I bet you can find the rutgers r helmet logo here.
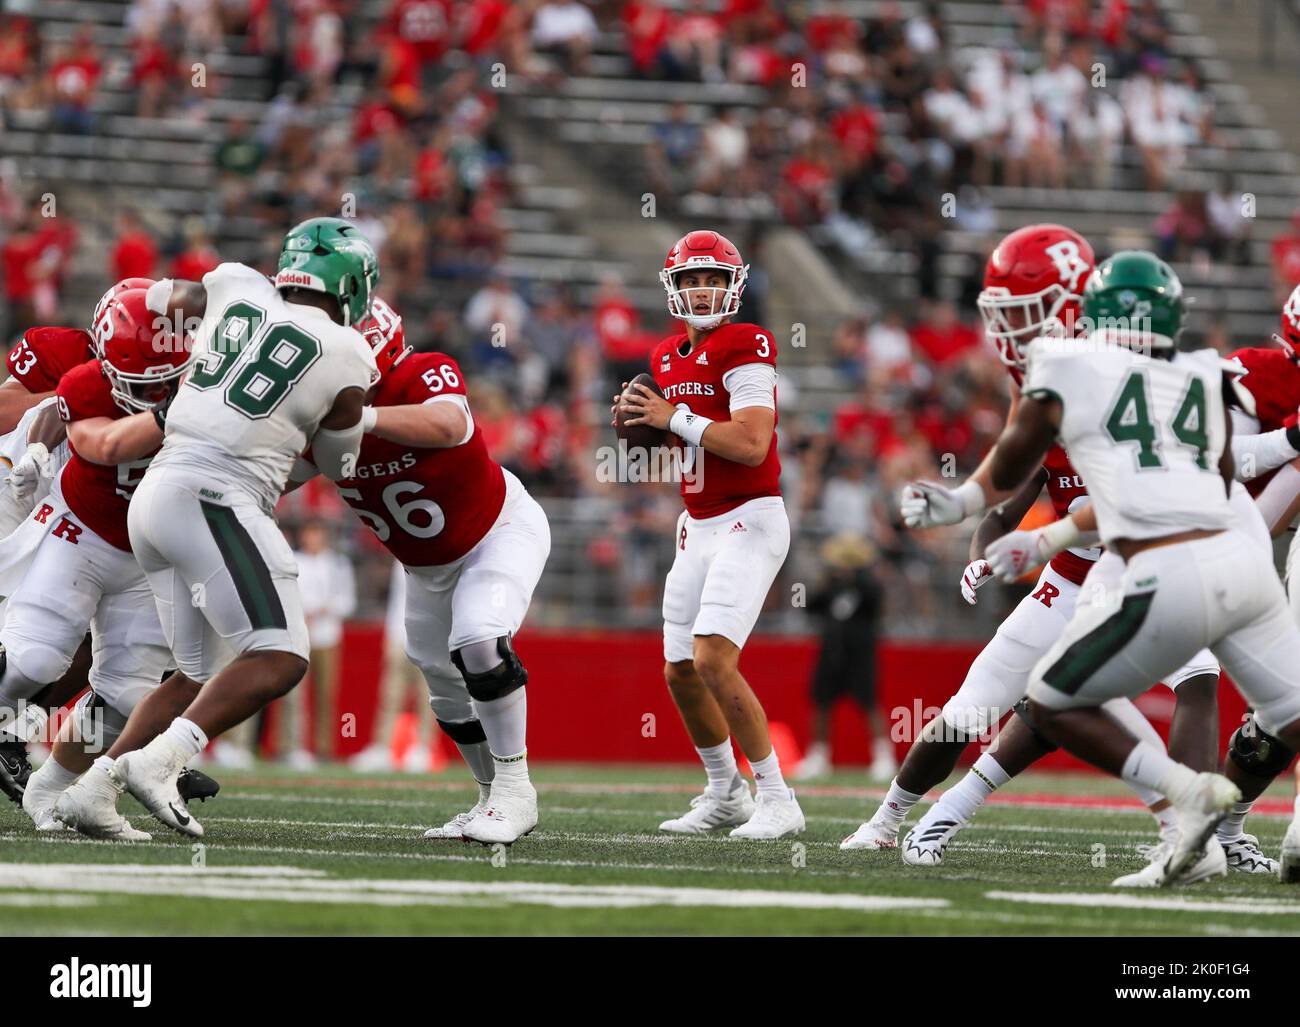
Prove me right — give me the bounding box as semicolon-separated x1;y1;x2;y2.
1044;240;1089;292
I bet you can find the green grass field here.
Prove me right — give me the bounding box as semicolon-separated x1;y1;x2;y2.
2;763;1299;936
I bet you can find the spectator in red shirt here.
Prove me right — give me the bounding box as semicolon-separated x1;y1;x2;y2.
830;100;880;168
132;25;176;118
625;1;675;75
46;33;101;134
385;0;453;66
170;219;221;282
1;207;42;335
909;300;981;365
111;208;157;283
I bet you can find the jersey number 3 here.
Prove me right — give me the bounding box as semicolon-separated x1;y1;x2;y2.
1104;370;1209;471
189;300;323;418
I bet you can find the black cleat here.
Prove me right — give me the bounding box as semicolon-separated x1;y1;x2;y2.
0;738;31;804
177;768;220;804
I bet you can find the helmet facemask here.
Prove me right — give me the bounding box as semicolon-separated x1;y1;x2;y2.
104;358;189;414
977;282;1077;368
660;261;748;331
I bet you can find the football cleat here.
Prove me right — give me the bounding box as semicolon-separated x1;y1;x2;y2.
840;808;902;850
177;768;220;804
20;759;76;832
729;789;805;840
118;738;203;838
52;765;152;842
1113;838;1226;888
0;737;31;803
1165;773;1240;883
659;779;755;834
461;779;538;845
1281;815;1300;883
1221;833;1279;875
902;809;966;866
422;802;485;840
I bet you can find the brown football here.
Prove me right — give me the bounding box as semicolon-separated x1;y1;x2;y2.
615;373;670;452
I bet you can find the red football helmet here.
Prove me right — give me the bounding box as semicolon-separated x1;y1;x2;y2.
94;288;193;413
357;295;409;381
977;224;1095;368
659;230;748;331
1274;283;1300;363
92;277;156;356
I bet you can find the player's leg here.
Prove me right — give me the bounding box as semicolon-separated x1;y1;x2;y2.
688;501;801;840
448;486;551;844
658;512;753;833
403;567;494;838
845;565;1077;853
1213;712;1292;873
115;482;308;837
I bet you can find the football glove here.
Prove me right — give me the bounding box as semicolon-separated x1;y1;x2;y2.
7;442;49;500
959;559;993;605
899;480;985;529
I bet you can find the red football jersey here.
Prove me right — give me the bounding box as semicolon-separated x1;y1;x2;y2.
1040;445;1096;585
650;321;782;519
55;360;157;552
336;352;506;567
1228;347;1300;432
7;326;95;393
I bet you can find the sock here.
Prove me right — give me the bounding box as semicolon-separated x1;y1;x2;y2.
1153;804;1178;842
454;739;495;785
1121;740;1193;799
93;755;116;775
471;688;527;758
878;778;925;822
35;756;81;791
696;740;738;797
942;753;1011;822
477;781;492;804
1127;781;1165;810
163;718;208;762
1216;800;1253;842
749;749;788;799
491;749;529;785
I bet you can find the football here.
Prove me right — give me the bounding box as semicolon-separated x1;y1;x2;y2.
615;373;670;452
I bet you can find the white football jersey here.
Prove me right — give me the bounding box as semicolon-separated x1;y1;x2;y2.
152;263;377;510
1022;338;1232;544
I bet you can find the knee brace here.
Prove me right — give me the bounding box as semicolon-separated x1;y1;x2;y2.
1228;713;1295;779
1011;697;1059;753
451;636;528;703
436;718;488;745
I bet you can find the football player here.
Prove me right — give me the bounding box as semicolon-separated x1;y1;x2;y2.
843;226;1237;878
55;217;378;839
904;251;1300;886
291;297;550;844
615;230;802;839
0;288;192;836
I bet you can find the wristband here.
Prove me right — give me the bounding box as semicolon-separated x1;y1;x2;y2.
145;278;175;316
669;408;713;447
361;406;378;432
1038;516;1082;556
953;480;986;518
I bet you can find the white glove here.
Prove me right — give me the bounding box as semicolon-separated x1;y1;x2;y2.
899;480;985;529
7;442;49;500
986;517;1083;582
959;559;993;605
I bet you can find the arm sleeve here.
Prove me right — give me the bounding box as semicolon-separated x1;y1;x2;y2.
426;394;474;446
311;418;365;481
721;363;777;412
1231;427;1300;482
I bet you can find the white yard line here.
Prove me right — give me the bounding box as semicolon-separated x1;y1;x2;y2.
986;890;1300;916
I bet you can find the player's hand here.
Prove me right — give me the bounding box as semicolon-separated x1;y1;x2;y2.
985;529;1052;582
959;559;993;605
620;383;674;430
7;442;50;500
610;382;629;427
900;480;974;529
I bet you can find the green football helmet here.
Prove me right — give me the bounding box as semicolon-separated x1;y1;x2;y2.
274;217;380;327
1081;250;1184;349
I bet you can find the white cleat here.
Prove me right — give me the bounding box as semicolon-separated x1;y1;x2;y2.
792;745;831;781
1281;815;1300;883
840;808;902;850
1166;773;1240;883
118;739;203;838
659;779;755;834
901;807;966;866
729;788;805;840
461;779;538;845
1220;833;1280;875
349;744;395;773
21;761;75;832
422;801;486;840
1113;838;1226;888
52;766;152;842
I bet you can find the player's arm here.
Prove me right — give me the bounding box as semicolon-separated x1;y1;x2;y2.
65;413;162;466
965;380;1021;496
960;468;1046;605
144;278;207;323
620;370;775;467
901;392;1060;530
0;380;54;435
364;399;470;449
311;386;366;480
1219;402;1235;494
984;498;1102;583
